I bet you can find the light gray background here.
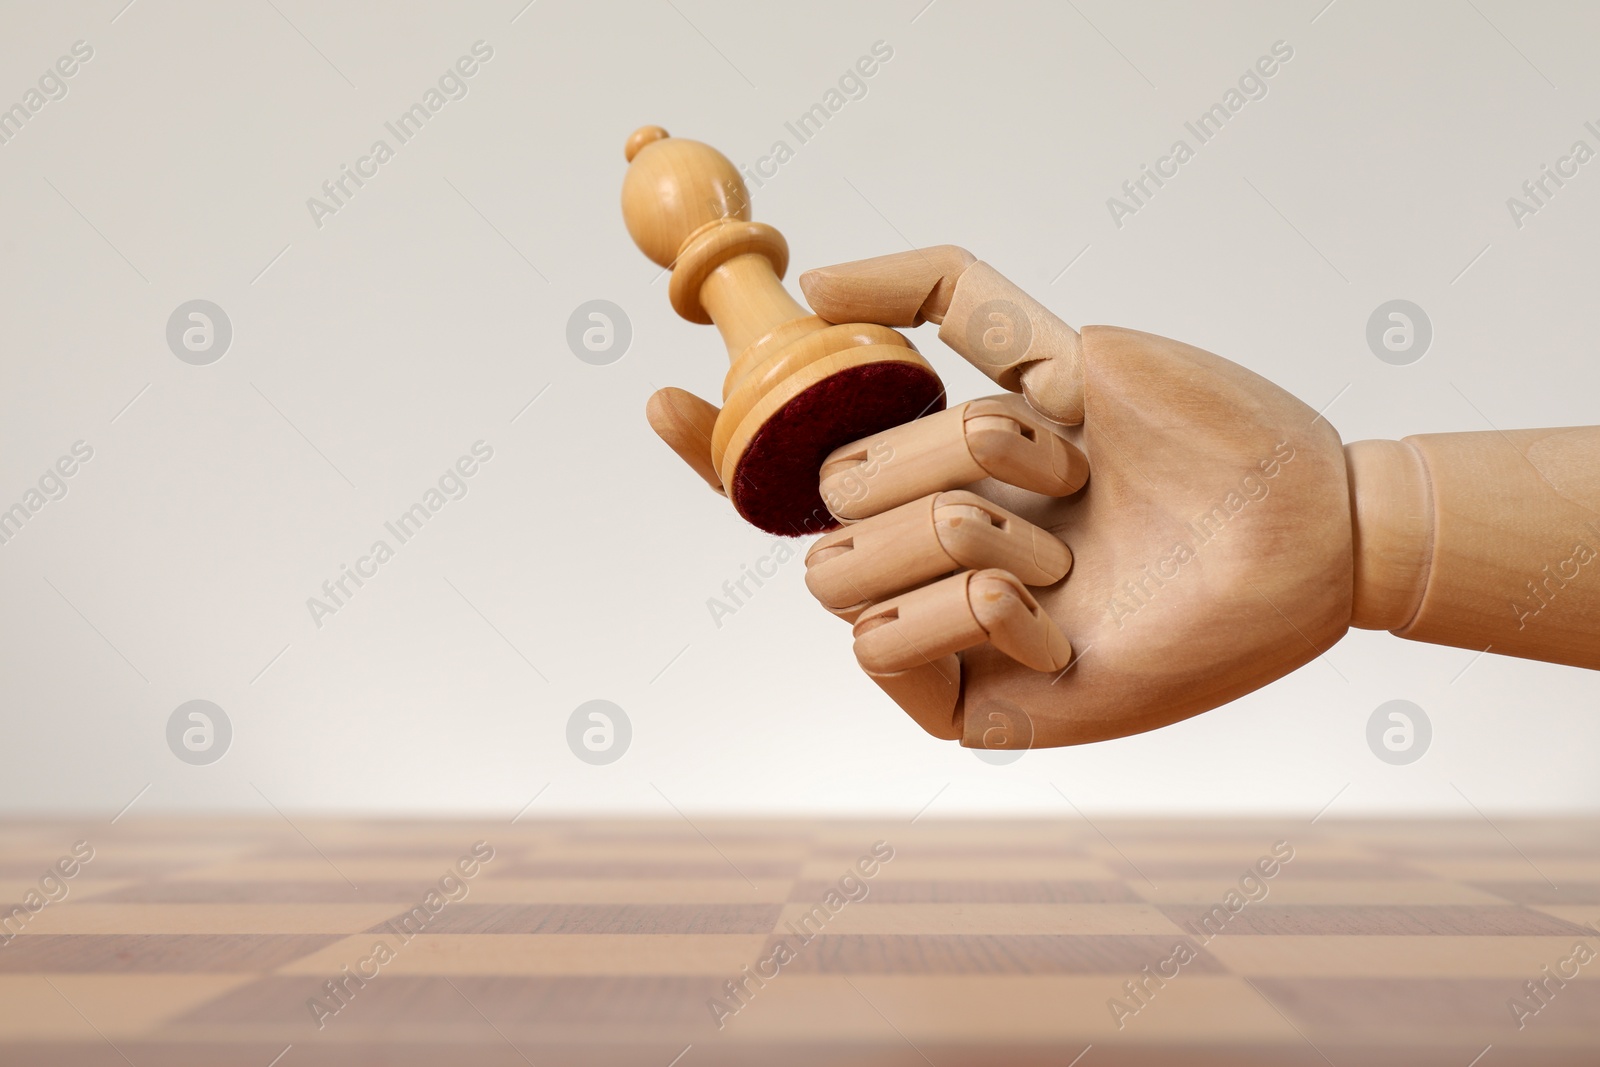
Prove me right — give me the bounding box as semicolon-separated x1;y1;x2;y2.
2;0;1596;817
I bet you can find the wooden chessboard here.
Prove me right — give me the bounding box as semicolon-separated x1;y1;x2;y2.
1;816;1597;1065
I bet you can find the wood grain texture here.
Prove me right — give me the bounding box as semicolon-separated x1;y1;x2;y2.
2;817;1598;1062
1391;427;1600;668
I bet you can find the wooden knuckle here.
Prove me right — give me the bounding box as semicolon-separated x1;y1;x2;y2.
852;573;983;674
804;526;854;570
826;601;871;624
819;403;983;521
797;245;976;328
931;495;1008;563
803;529;863;613
937;261;1085;412
916;245;979;325
968;569;1072;672
931;491;1072;586
804;495;954;610
963;405;1087;496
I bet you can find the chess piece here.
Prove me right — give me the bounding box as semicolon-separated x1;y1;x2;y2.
623;126;948;535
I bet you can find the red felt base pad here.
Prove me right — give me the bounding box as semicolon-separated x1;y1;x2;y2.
729;361;945;537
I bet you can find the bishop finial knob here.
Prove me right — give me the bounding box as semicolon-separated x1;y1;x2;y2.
621;126;752;268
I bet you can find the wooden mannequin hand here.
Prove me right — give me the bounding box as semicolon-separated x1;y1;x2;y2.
639;236;1600;747
624;129;1596;748
796;247;1353;748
